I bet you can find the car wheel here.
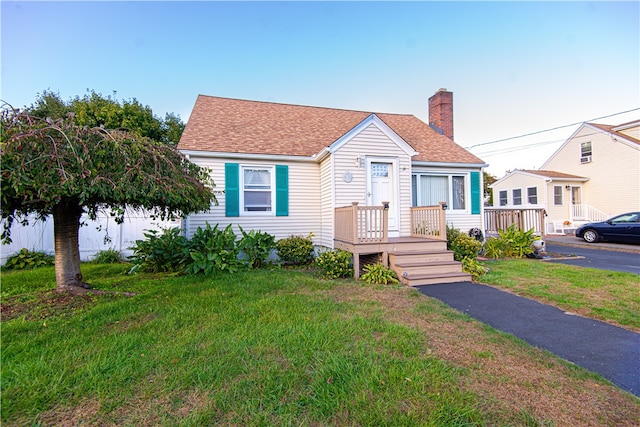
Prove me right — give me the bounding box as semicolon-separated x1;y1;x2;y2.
583;229;599;243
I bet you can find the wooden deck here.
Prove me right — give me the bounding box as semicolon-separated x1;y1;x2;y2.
334;202;469;285
334;236;470;285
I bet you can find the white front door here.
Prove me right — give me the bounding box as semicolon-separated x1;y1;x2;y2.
366;158;398;232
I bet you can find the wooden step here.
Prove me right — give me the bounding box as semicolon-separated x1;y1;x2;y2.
389;250;454;264
401;272;472;286
386;240;447;252
392;260;462;276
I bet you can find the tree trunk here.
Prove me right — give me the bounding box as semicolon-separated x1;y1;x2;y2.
53;202;89;294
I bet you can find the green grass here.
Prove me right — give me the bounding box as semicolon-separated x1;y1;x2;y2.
2;264;639;425
481;259;640;331
2;267;486;426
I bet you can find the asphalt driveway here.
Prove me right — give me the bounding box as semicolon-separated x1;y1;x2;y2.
417;282;640;397
544;243;640;274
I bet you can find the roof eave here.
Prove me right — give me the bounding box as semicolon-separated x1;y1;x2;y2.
411;160;488;169
180;149;319;163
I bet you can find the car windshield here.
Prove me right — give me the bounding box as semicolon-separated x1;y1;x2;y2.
610;213;639;223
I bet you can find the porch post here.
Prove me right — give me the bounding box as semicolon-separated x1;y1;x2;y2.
351;202;359;243
439;202;447;240
382;201;389;243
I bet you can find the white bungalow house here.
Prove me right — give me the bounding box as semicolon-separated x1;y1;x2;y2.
490;120;640;235
178;89;488;284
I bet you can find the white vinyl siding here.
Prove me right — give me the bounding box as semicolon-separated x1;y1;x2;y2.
332;123;412;236
542;123;640;217
183;155;321;242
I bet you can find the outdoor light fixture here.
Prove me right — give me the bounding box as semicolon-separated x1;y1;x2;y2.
441;202;448;210
565;185;571;191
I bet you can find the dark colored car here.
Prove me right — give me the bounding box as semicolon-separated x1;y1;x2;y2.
575;212;640;244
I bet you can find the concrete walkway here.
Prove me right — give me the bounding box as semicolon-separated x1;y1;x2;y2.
417;282;640;397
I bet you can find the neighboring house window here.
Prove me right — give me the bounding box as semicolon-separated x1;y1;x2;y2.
412;173;476;212
225;163;288;217
580;141;592;163
499;190;508;206
527;187;538;204
512;189;522;205
554;186;563;205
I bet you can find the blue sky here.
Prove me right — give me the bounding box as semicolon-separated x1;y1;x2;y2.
2;1;638;176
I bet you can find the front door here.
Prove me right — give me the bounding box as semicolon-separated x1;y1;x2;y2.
366;158;398;232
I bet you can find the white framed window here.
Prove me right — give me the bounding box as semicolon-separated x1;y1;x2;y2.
241;166;274;214
527;187;538;204
553;186;563;205
512;189;522;205
499;190;508;206
412;173;467;210
580;141;592;163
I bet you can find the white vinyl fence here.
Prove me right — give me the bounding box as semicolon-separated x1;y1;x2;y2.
1;211;179;265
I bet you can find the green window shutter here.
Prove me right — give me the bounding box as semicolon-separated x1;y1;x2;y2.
225;163;240;217
470;171;481;215
275;165;289;216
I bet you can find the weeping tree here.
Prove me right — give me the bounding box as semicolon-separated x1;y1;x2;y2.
1;102;214;294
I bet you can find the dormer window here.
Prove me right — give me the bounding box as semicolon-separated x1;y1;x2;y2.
580;141;592;163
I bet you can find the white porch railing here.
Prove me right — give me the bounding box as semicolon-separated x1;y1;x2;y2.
571;204;608;222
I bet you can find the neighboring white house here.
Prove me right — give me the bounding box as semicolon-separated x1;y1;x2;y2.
177;90;488;248
491;120;640;234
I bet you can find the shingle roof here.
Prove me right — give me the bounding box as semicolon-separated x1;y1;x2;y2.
588;121;640;145
178;95;485;164
519;169;587;179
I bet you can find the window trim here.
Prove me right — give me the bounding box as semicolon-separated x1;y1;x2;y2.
512;188;522;206
499;190;508;206
553;185;563;206
411;172;469;212
240;165;275;216
527;186;538;205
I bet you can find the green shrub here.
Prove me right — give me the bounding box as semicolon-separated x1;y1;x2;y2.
446;224;464;248
461;256;487;281
315;249;353;279
497;224;540;258
91;248;124;264
129;228;190;273
237;226;276;269
276;233;315;265
186;223;242;275
448;229;482;262
3;248;54;270
482;237;506;259
360;263;399;285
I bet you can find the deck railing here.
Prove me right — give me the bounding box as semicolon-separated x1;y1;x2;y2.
410;203;447;240
484;208;546;235
334;202;388;244
571;204;608;222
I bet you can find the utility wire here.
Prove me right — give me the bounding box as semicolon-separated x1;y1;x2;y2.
465;107;640;150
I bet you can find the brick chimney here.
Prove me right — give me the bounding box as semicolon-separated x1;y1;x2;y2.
428;88;454;140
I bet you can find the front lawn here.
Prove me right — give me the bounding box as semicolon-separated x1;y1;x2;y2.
1;265;639;426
